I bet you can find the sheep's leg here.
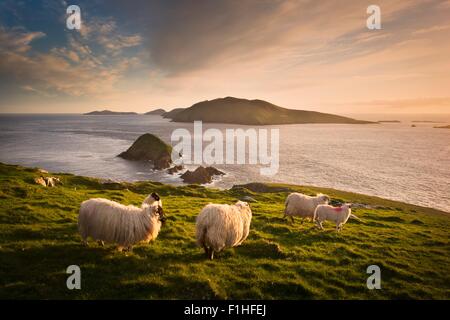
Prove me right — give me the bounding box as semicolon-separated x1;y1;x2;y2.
203;245;209;257
97;240;104;247
126;245;133;252
316;221;324;230
290;216;295;224
117;246;124;252
208;249;214;260
81;239;89;246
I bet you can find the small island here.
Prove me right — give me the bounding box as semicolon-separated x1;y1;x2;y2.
84;110;138;115
118;133;172;169
412;121;443;123
167;97;373;125
434;125;450;129
377;120;401;123
145;108;166;115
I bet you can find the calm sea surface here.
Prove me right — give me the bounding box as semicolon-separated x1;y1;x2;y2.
0;114;449;212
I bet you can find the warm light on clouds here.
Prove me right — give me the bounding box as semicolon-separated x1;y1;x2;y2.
0;0;449;114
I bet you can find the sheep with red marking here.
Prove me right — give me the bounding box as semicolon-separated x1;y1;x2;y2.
314;203;359;231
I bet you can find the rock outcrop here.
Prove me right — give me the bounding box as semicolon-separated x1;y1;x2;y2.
118;133;172;170
180;166;224;184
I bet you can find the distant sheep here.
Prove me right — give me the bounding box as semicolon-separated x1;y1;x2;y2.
196;201;252;260
314;203;359;231
78;197;166;251
284;193;330;223
34;176;61;187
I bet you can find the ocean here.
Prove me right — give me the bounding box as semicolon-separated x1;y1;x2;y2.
0;113;449;212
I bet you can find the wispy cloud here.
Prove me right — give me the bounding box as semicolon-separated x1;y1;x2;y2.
0;17;143;98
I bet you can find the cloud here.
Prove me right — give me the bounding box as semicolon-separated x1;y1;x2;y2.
80;17;142;53
136;0;438;75
413;24;450;35
0;20;143;98
0;26;45;53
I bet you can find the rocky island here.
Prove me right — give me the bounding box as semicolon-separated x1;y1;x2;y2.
118;133;172;169
180;166;225;184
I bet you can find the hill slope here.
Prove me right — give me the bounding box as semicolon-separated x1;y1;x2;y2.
163;108;185;119
170;97;372;125
0;163;449;299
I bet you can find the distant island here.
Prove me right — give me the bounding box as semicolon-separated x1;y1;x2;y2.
162;108;185;119
167;97;373;125
145;108;166;115
434;125;450;129
412;120;443;123
84;110;138;115
378;120;401;123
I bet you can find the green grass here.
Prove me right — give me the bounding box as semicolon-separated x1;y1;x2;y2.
0;162;449;299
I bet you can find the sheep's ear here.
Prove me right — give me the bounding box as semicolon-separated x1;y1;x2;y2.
151;192;160;201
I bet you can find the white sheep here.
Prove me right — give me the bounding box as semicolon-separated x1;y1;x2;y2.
142;192;162;207
284;193;330;223
196;201;252;260
314;203;358;231
78;197;166;251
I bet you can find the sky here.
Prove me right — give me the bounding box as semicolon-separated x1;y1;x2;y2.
0;0;450;114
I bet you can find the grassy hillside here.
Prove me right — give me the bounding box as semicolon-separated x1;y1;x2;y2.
170;96;373;125
0;163;449;299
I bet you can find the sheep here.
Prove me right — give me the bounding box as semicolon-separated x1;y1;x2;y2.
196;201;252;260
314;203;358;231
34;176;61;187
142;192;162;208
283;193;330;223
78;198;166;251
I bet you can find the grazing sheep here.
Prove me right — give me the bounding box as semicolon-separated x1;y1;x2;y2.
34;176;61;187
78;198;166;251
142;192;162;207
196;201;252;260
45;177;61;187
314;203;357;231
284;193;330;223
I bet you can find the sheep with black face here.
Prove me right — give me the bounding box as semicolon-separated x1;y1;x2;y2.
78;193;166;251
